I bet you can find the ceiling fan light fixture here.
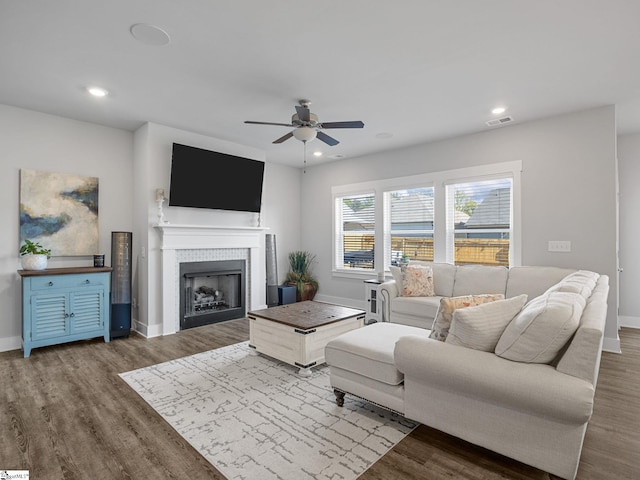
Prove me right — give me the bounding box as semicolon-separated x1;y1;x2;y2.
292;126;317;143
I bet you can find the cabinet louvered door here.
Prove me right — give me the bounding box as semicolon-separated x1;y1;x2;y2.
69;289;104;334
21;269;111;357
31;293;69;340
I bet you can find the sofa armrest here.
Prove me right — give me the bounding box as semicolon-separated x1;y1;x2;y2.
394;335;594;423
379;280;398;322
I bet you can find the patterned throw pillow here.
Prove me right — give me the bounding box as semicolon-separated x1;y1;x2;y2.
429;293;504;341
401;264;435;297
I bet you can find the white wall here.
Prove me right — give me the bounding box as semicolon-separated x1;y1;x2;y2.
0;104;134;351
302;106;620;350
132;123;302;336
0;103;622;352
618;132;640;328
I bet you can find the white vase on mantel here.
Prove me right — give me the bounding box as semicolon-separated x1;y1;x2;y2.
21;254;48;271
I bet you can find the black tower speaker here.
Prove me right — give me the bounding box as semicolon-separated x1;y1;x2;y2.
265;234;279;307
110;231;132;339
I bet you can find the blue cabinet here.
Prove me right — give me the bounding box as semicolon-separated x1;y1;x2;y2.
20;267;112;357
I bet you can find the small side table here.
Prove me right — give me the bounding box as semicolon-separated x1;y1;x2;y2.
364;279;383;324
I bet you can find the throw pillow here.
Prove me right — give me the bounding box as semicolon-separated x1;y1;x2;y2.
495;291;585;364
429;293;504;341
401;264;435;297
445;294;528;352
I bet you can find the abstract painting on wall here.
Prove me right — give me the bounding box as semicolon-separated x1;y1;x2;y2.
20;169;99;256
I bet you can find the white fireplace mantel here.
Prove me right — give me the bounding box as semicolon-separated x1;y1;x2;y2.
154;224;269;335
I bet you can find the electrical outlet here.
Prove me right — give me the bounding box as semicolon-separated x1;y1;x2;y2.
548;240;571;252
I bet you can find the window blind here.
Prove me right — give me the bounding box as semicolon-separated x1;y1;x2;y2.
336;193;376;270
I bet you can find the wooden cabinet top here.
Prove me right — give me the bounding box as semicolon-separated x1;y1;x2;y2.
18;266;113;277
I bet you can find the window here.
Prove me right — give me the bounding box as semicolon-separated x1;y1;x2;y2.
446;177;513;266
332;161;520;276
384;187;434;266
335;193;376;270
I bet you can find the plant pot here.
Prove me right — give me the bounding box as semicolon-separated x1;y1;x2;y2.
288;282;317;302
21;254;48;271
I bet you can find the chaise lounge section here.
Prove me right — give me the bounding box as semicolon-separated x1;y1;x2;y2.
326;263;609;480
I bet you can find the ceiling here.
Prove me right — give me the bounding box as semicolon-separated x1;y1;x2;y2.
2;1;640;168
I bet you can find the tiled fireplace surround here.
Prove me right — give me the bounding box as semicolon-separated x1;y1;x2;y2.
155;224;268;335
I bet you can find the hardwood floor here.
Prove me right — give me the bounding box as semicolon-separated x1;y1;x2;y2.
1;321;638;479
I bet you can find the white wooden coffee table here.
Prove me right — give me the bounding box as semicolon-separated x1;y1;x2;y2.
248;301;365;376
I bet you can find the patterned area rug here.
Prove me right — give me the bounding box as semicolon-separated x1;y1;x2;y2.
119;341;416;480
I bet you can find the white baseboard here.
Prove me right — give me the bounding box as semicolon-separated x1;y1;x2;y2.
313;294;365;312
619;315;640;329
602;335;621;354
0;335;22;354
132;319;165;339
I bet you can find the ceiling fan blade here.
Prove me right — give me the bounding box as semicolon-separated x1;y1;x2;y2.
245;121;293;127
273;131;294;144
295;105;311;122
316;130;339;146
320;121;365;129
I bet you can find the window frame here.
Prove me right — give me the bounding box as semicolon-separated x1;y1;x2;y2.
331;161;522;279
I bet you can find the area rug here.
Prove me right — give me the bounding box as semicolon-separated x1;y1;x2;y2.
119;341;416;480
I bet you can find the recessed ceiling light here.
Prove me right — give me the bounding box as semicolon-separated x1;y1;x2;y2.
375;132;394;139
87;86;108;97
491;106;506;115
313;151;323;157
130;23;171;46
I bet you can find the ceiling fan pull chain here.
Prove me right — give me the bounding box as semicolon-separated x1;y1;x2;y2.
303;140;307;174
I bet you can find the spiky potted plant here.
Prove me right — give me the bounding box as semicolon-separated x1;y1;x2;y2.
20;239;51;270
285;250;319;301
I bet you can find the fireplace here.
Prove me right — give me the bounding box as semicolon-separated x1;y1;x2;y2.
155;224;267;336
179;260;246;329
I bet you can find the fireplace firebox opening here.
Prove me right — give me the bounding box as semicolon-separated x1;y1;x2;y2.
179;260;246;330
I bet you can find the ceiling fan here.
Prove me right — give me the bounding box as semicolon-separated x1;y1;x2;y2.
244;99;364;146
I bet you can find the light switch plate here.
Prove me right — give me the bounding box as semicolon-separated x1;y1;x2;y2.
548;240;571;252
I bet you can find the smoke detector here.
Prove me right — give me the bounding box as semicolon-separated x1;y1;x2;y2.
486;116;514;127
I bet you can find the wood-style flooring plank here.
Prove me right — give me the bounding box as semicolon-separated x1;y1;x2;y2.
1;320;638;479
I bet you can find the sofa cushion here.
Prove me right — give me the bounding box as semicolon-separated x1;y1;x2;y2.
391;295;441;321
429;294;504;341
505;266;576;300
452;265;509;297
401;264;435;297
446;294;528;352
495;292;585;363
325;322;428;385
545;270;599;299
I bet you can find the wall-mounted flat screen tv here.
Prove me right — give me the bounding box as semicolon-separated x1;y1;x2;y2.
169;143;265;213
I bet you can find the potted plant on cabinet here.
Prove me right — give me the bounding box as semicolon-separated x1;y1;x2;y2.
285;250;319;301
20;239;51;271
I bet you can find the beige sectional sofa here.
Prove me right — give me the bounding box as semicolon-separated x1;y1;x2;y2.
325;263;609;480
